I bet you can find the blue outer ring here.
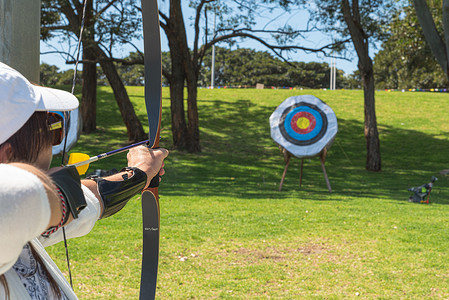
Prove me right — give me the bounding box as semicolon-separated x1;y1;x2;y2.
284;106;323;141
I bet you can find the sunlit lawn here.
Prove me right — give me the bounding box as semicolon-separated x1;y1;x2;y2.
47;87;449;299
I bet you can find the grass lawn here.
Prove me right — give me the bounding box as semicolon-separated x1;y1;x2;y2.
47;87;449;299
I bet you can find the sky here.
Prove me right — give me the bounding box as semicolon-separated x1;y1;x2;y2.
40;2;360;75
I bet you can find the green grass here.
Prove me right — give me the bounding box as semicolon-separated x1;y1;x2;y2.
47;87;449;299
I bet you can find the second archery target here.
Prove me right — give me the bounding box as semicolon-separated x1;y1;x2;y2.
270;95;337;158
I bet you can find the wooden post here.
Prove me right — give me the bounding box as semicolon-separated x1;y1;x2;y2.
320;149;332;193
0;0;41;82
299;159;304;187
278;145;332;192
279;154;290;192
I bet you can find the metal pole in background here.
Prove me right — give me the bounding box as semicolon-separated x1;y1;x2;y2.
0;0;41;83
210;6;216;89
333;57;336;90
329;57;334;90
329;57;336;90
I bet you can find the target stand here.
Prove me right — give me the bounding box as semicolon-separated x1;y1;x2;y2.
278;146;332;192
270;95;338;193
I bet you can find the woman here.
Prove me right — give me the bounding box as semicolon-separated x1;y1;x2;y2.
0;63;168;299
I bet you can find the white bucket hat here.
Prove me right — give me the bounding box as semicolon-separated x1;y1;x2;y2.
0;62;79;145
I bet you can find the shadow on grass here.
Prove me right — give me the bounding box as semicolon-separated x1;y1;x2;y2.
161;98;449;205
68;91;449;205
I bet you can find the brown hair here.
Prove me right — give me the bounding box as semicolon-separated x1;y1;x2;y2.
0;275;9;300
1;111;54;163
0;111;62;298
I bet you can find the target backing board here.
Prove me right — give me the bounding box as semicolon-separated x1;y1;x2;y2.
270;95;338;158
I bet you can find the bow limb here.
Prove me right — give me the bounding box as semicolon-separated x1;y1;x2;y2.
139;0;162;299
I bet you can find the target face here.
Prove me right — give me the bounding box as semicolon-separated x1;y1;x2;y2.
280;102;328;146
270;95;337;158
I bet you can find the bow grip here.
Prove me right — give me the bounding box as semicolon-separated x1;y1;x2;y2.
149;172;160;188
147;145;160;188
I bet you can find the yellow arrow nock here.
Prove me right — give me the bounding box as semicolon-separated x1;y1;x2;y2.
68;153;91;175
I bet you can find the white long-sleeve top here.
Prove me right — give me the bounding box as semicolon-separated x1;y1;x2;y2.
0;164;101;299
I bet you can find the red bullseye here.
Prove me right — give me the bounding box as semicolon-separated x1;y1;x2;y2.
290;111;316;134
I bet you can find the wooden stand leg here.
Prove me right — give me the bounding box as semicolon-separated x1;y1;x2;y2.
279;155;291;192
299;159;304;187
320;151;332;193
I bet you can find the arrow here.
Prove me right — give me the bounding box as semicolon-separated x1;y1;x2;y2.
67;139;150;175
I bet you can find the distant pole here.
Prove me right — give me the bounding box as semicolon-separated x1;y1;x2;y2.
0;0;41;83
333;57;337;90
329;57;334;90
210;7;216;89
329;57;336;90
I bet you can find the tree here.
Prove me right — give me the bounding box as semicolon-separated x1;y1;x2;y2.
114;52;145;86
199;47;346;88
373;4;449;89
201;48;288;87
41;0;146;142
413;0;449;82
344;70;361;89
303;0;402;171
160;0;345;152
40;63;61;86
40;63;83;86
42;1;345;150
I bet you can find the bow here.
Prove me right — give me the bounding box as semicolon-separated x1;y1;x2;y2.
139;1;162;299
58;1;162;296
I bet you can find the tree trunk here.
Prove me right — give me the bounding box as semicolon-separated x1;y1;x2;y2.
51;0;145;142
360;61;381;171
81;47;97;133
341;0;381;171
164;0;200;151
93;45;146;143
169;53;188;150
80;1;96;133
413;0;449;81
185;68;201;152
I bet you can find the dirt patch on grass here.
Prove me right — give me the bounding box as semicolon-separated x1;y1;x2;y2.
232;246;285;261
223;242;333;265
296;243;328;256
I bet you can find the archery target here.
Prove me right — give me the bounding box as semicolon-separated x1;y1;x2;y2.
270;95;337;158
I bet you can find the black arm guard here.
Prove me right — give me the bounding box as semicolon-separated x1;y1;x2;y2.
50;166;87;219
95;167;147;219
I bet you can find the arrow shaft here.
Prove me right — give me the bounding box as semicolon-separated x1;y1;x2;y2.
68;139;149;168
104;139;149;156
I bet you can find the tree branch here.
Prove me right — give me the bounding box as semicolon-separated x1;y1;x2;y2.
198;31;350;66
41;50;77;64
64;56;144;65
96;0;120;17
42;25;71;31
59;0;81;34
159;10;169;26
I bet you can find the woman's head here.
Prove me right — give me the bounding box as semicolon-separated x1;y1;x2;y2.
0;62;78;168
0;111;62;168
